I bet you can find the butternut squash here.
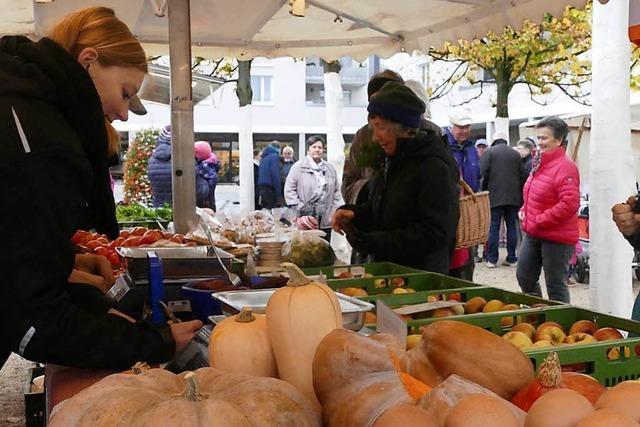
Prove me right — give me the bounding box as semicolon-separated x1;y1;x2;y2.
408;320;534;399
266;262;342;409
209;307;277;378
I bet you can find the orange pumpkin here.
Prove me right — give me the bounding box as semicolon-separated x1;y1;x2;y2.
512;352;605;411
313;329;432;427
49;367;321;426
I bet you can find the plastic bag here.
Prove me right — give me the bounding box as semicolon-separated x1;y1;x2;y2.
282;229;336;268
417;374;526;426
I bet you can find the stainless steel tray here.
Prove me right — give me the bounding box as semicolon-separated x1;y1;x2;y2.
116;246;233;281
212;288;374;331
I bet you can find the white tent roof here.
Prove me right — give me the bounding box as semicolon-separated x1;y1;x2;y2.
7;0;589;60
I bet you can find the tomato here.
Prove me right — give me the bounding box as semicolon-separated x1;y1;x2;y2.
96;237;110;245
85;240;103;251
143;230;163;241
139;235;159;246
122;236;142;247
108;252;121;267
71;230;90;245
94;246;109;257
107;237;125;250
130;227;147;237
169;235;184;244
119;230;131;239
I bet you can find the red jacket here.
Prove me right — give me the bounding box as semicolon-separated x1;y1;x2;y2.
521;148;580;245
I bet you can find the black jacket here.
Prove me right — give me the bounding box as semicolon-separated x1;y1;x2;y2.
480;139;526;207
0;36;174;369
344;130;459;274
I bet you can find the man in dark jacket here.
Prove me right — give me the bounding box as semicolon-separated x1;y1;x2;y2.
0;35;193;369
332;82;459;273
148;125;173;207
258;141;284;209
480;133;527;268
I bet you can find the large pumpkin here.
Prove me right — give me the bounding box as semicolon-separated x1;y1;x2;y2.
209;307;277;378
267;262;342;409
407;320;535;399
313;329;432;427
49;367;321;426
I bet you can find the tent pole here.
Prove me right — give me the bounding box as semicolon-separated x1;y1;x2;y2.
168;0;197;233
590;0;635;317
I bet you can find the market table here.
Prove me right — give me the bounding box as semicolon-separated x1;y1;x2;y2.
45;364;116;418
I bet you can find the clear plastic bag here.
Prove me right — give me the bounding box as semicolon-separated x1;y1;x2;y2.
281;229;336;268
417;374;526;426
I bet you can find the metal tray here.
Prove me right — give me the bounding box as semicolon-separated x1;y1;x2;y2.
212;288;375;331
116;246;234;281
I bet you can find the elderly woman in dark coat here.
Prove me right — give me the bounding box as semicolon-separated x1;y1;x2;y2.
332;82;459;273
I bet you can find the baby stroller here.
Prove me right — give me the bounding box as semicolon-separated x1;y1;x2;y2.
573;201;590;283
573;200;640;283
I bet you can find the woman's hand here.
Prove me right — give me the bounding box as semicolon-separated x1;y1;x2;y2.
68;268;110;294
612;196;640;237
170;320;203;354
332;209;355;235
74;253;115;290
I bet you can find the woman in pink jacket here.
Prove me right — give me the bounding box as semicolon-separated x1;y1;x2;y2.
516;117;580;303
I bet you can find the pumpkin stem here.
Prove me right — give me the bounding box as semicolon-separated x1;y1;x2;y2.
539;352;562;388
236;307;256;323
281;262;311;287
182;372;208;401
130;362;150;375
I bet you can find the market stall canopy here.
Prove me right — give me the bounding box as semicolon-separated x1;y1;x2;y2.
16;0;589;60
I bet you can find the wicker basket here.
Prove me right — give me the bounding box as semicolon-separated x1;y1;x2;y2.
456;179;490;249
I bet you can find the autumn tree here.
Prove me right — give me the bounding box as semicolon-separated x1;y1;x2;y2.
428;4;592;122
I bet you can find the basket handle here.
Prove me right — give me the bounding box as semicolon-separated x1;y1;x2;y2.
459;179;476;202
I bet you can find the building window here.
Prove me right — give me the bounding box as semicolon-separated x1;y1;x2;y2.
251;75;273;103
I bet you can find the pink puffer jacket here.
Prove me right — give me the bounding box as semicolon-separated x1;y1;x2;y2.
521;148;580;245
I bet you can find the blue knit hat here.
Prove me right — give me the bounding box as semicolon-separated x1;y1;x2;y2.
157;125;171;145
367;82;425;128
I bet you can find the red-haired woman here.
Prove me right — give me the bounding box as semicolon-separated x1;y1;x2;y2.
0;7;201;369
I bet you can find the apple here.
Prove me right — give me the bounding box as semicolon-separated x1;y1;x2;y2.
512;322;536;339
426;295;440;303
405;288;416;293
593;327;624;342
483;299;506;313
338;287;368;298
432;308;457;318
533;326;566;344
464;296;487;314
530;339;554;349
390;277;405;288
537;321;566;334
568;320;597;336
392;288;409;294
363;273;374;278
532;303;549;308
373;279;387;288
365;312;377;324
336;271;354;279
448;292;462;302
450;305;465;316
563;333;597;345
607;346;631;361
500;304;520;327
400;314;413;321
503;331;533;351
406;334;422;350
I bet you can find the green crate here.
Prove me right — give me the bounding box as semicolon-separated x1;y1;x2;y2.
302;263;480;295
408;305;640;387
363;286;560;306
